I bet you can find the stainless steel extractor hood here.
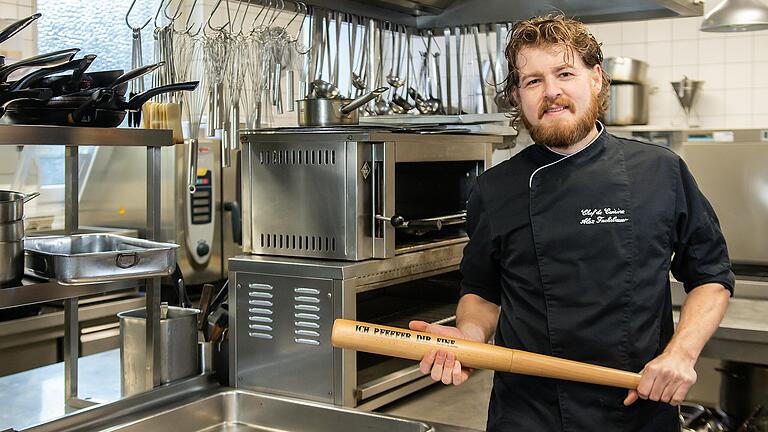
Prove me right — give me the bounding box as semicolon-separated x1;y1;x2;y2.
304;0;703;28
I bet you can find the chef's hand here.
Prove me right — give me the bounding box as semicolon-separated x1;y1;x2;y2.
623;351;697;407
409;320;474;386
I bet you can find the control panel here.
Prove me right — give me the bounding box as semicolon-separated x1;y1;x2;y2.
186;145;216;265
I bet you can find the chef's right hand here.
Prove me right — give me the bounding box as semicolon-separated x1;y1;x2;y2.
409;320;474;386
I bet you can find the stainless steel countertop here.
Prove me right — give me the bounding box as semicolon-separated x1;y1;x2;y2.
0;349;122;431
670;277;768;365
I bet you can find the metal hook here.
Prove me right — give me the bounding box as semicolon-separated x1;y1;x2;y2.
250;0;268;32
237;0;253;34
284;0;301;29
126;0;152;30
183;0;200;34
206;0;229;32
258;0;274;29
153;0;167;28
225;0;234;34
267;0;284;28
293;2;309;41
163;0;184;23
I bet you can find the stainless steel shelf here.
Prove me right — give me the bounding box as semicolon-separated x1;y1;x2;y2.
0;123;170;403
0;124;173;147
0;278;137;310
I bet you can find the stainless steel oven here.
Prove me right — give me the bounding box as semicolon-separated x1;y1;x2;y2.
229;241;465;409
241;128;498;260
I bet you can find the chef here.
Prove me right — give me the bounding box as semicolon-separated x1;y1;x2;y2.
410;14;733;432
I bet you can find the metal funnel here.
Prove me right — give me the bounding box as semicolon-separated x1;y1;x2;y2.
671;76;703;114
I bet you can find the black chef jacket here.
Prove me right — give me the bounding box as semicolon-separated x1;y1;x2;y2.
459;124;734;432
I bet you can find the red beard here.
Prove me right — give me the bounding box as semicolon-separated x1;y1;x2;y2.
522;91;600;149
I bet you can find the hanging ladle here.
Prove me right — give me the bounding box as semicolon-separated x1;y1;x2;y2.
312;79;341;99
386;24;405;92
351;17;369;94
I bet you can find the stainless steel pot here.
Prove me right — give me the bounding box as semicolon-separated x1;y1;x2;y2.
0;190;39;222
603;57;648;84
0;220;24;242
297;86;388;127
0;240;23;286
603;83;648;125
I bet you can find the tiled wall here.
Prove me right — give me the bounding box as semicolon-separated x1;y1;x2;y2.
0;0;35;188
588;4;768;129
0;0;37;61
5;0;767;130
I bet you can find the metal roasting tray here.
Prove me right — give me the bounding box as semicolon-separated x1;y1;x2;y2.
23;234;179;285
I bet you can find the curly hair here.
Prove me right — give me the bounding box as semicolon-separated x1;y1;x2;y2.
501;14;611;127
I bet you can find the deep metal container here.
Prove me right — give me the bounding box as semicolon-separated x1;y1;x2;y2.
603;56;648;84
0;220;24;286
118;305;200;397
603;83;648;125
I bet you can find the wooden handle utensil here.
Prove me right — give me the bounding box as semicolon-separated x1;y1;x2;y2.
331;319;641;389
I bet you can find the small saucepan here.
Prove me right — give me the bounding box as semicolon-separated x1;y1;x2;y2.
297;86;389;127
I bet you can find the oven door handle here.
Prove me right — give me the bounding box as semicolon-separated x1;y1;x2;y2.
375;211;467;230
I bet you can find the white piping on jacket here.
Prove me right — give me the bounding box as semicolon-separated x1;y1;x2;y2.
528;122;605;188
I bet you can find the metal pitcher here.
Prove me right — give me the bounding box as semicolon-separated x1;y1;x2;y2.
297;86;389;127
118;305;200;396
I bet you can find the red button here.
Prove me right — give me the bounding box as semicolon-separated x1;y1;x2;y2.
202;178;209;185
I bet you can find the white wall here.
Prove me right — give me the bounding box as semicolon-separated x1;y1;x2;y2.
588;5;768;129
0;0;37;60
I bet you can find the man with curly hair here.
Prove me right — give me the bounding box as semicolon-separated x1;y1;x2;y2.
410;14;733;431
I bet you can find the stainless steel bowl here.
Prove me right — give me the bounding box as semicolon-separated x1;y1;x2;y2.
603;57;648;84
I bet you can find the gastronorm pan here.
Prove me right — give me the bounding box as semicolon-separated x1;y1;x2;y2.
24;234;178;285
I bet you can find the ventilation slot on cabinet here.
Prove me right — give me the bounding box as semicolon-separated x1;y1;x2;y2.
247;283;274;340
259;233;336;252
293;287;321;346
258;149;336;165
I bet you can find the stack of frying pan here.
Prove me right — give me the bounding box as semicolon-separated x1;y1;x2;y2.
0;14;198;127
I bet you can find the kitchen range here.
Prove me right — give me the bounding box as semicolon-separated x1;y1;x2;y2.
1;0;768;432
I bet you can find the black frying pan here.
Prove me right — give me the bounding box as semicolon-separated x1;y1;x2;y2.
33;69;128;98
3;81;198;127
0;48;80;84
0;88;52;118
0;14;41;45
8;54;97;91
